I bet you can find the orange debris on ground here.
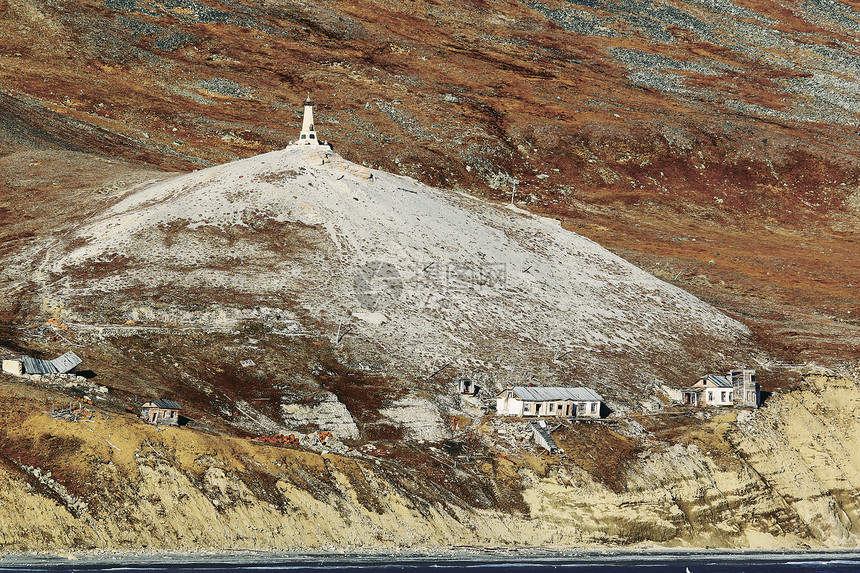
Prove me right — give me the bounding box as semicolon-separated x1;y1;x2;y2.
252;434;300;445
44;317;69;330
249;431;335;446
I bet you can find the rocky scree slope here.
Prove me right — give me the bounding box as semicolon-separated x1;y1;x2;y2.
36;146;752;413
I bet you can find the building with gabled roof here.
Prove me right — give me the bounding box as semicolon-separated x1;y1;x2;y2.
683;368;761;408
141;399;182;426
684;374;733;407
496;386;602;418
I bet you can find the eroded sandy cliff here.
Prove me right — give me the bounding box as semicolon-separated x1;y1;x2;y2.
1;372;858;551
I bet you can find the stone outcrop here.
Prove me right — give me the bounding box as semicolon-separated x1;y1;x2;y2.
519;373;860;548
378;396;452;442
280;392;360;440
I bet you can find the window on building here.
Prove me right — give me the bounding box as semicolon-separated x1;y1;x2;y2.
721;391;727;402
708;391;713;401
310;134;315;139
300;134;306;139
549;403;555;412
523;404;530;412
590;403;597;413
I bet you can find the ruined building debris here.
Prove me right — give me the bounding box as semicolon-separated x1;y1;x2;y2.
3;351;82;377
457;378;480;396
530;420;559;453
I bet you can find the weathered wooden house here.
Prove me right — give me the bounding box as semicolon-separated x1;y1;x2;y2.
140;399;182;426
683;369;760;408
730;368;760;408
496;386;602;418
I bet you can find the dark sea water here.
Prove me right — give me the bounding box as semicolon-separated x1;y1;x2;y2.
2;552;860;573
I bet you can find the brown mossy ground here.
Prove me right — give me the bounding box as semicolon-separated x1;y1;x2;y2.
549;199;860;368
551;422;642;493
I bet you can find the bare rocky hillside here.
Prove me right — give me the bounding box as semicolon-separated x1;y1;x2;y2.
15;146;748;431
2;0;860;554
2;0;860;365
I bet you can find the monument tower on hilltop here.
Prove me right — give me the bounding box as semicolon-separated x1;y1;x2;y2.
296;95;321;146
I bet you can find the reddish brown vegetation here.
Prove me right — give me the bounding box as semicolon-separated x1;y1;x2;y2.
1;0;858;372
553;423;642;492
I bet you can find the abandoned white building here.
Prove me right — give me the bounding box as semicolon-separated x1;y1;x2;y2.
2;351;82;377
496;386;603;418
684;375;734;406
140;399;182;426
682;368;760;408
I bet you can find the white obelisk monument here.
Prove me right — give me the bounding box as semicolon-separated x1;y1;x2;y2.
296;96;321;146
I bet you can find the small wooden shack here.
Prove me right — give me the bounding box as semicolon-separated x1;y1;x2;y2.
730;368;761;408
140;399;182;426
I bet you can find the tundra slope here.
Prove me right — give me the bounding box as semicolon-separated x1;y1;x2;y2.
41;146;750;408
2;0;860;366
